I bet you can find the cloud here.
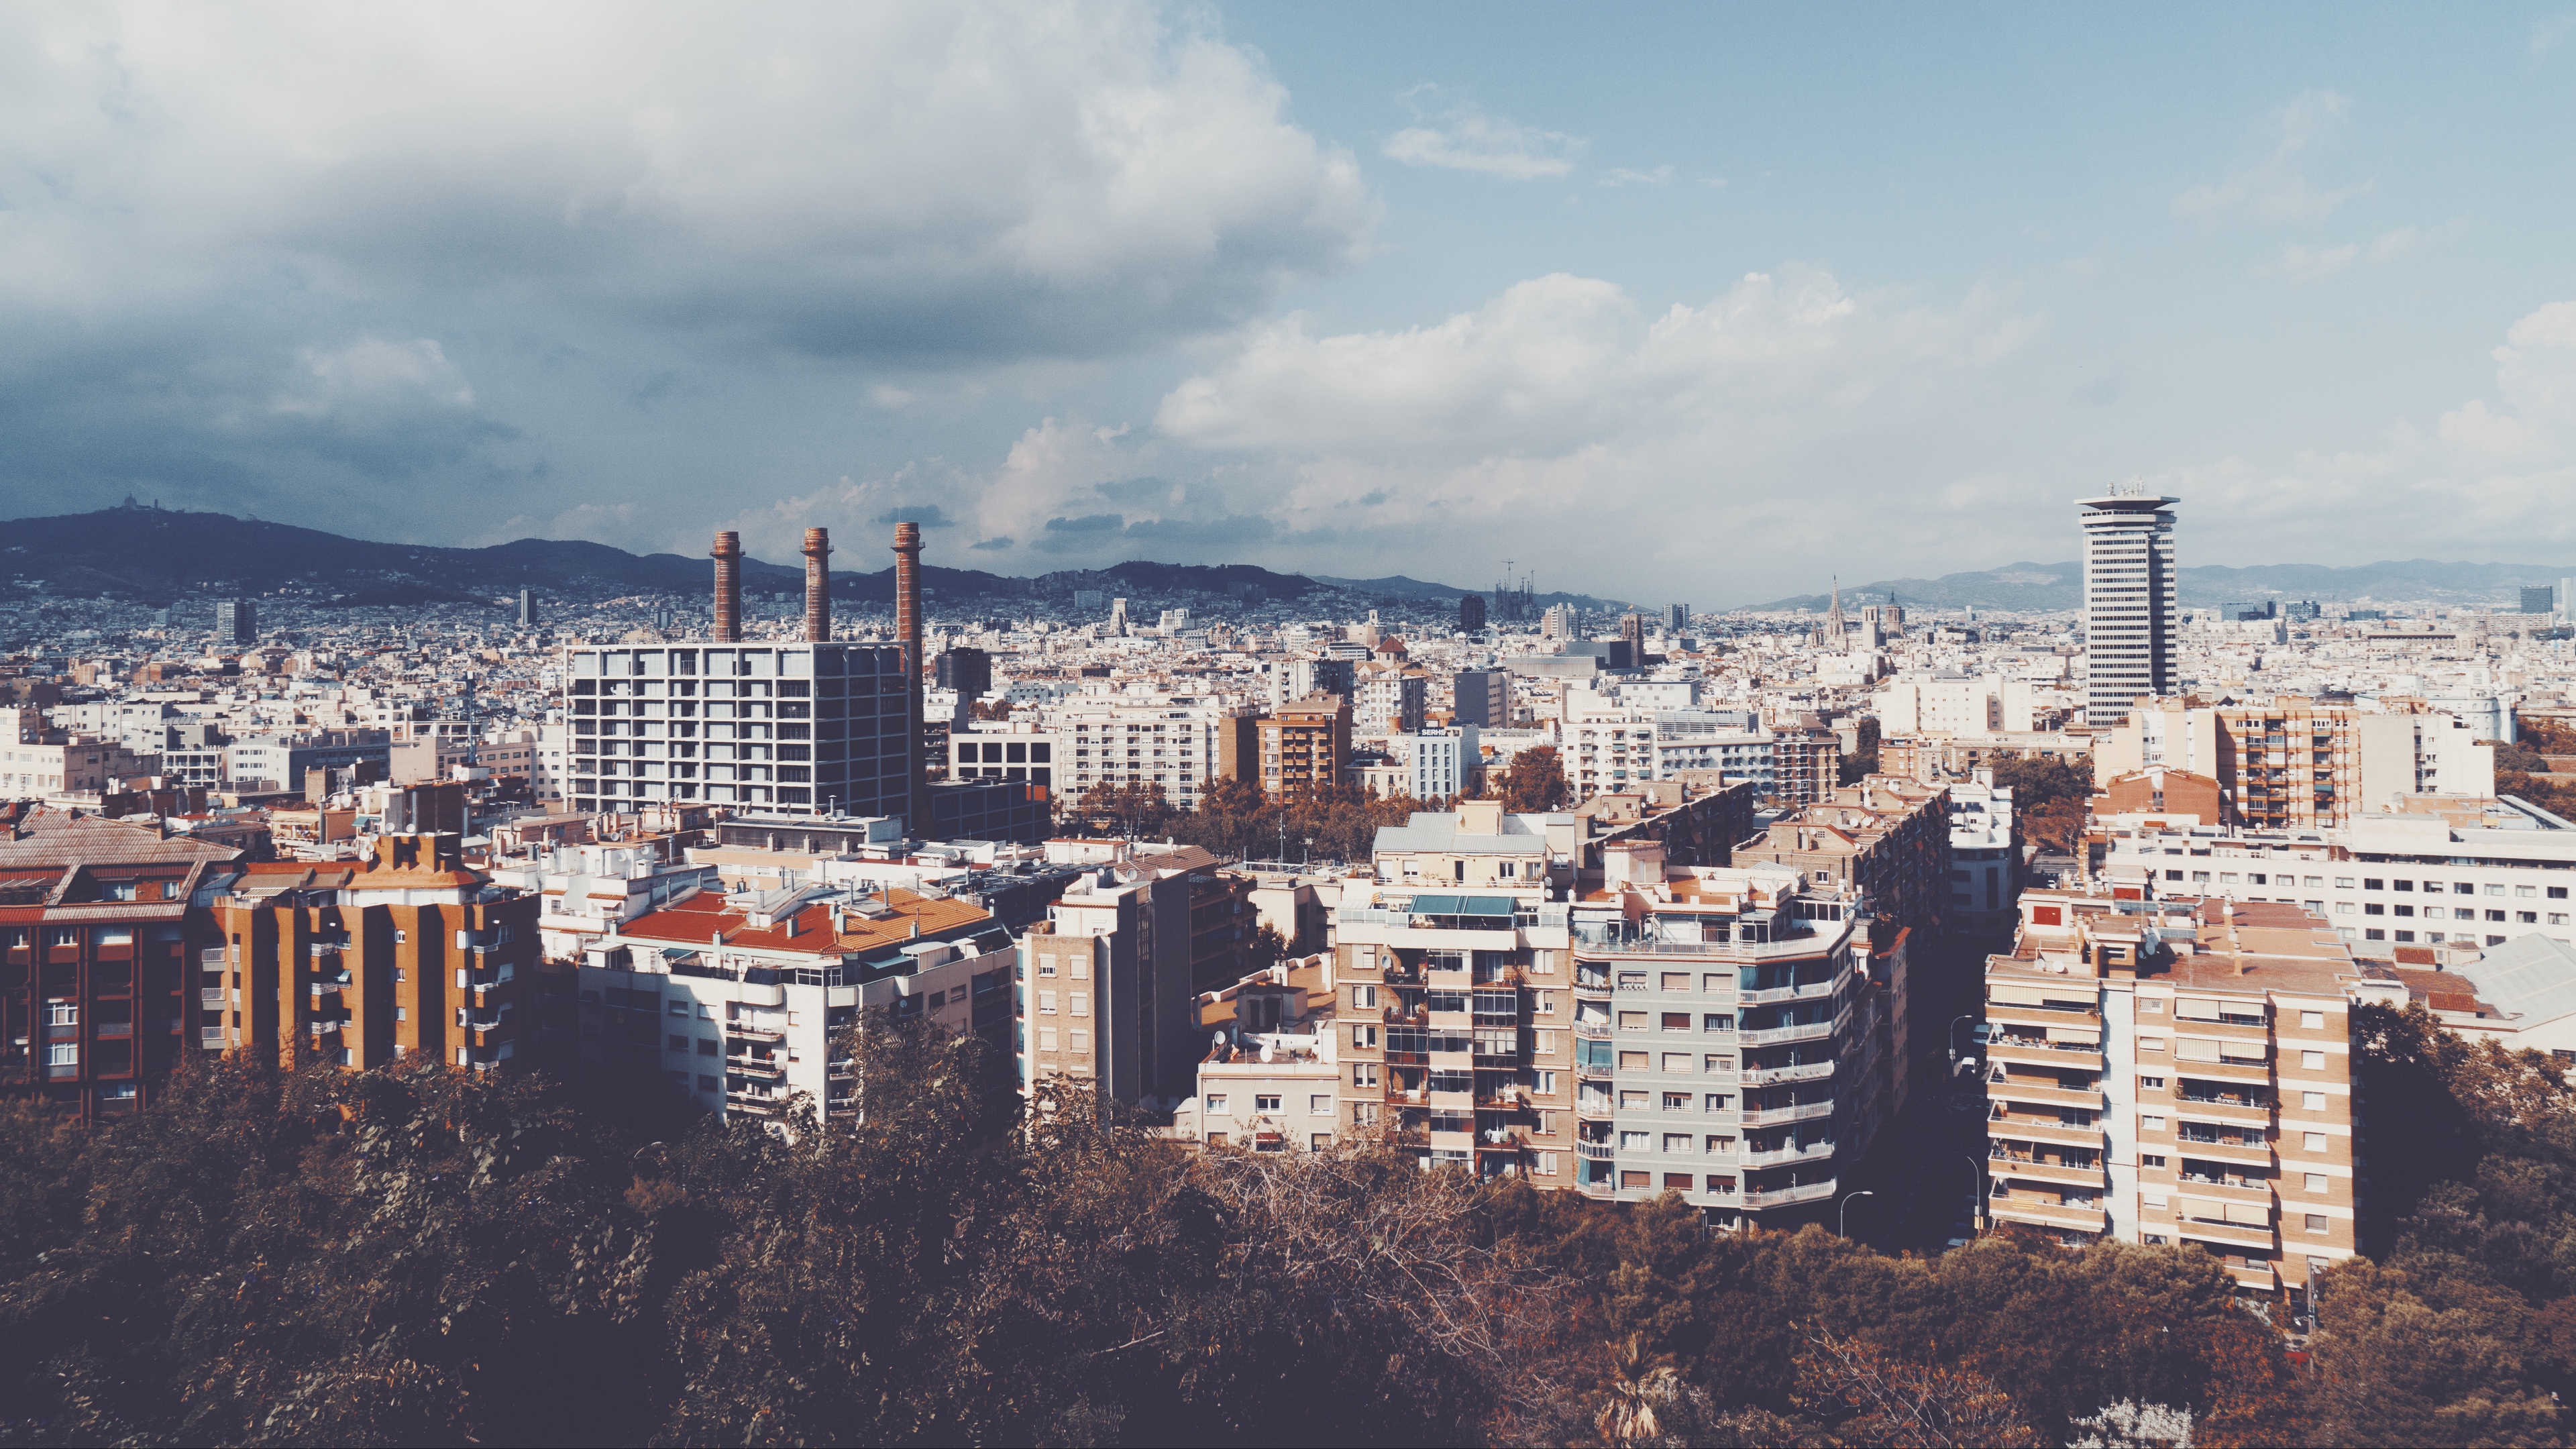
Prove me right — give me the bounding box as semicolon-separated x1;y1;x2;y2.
1156;268;2039;458
2175;89;2370;226
1601;166;1674;188
1044;512;1127;533
2535;13;2576;56
1382;86;1582;179
0;0;1374;536
872;504;957;528
2275;243;2361;282
968;535;1016;551
2267;223;2461;283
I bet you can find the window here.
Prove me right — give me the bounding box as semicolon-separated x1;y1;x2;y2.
1038;1028;1057;1051
2305;1214;2330;1234
2518;885;2538;898
2301;1010;2324;1028
1205;1093;1228;1114
698;1074;719;1092
1620;1130;1651;1150
2365;928;2385;941
395;1008;407;1022
2305;1173;2328;1193
1038;960;1055;977
1662;1092;1689;1111
669;1034;690;1051
1069;994;1087;1018
2139;1114;2165;1130
1703;1092;1733;1112
1310;1094;1332;1116
2139;1075;2165;1090
1255;1094;1282;1112
2140;999;2164;1014
2302;1091;2325;1110
2302;1050;2325;1069
2364;904;2385;916
1038;990;1057;1016
1663;1132;1692;1153
1662;1053;1693;1073
697;1038;718;1057
2138;1036;2165;1052
669;1000;690;1016
1351;1063;1377;1087
47;1043;76;1066
47;1002;76;1026
2140;1153;2167;1169
2337;877;2355;889
2303;1132;2328;1152
1618;1011;1646;1031
2363;878;2383;891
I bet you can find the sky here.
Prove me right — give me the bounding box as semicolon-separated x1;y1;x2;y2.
4;1;2575;604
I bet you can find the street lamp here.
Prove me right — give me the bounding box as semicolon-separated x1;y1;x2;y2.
1948;1013;1976;1062
1839;1189;1875;1239
1963;1154;1986;1234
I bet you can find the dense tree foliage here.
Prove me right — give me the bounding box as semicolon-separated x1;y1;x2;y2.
1988;753;2094;855
1055;775;1429;863
7;998;2576;1445
2498;716;2576;819
1490;745;1571;812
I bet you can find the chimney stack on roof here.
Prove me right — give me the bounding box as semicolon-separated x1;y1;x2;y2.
892;521;926;828
711;531;744;642
802;527;833;642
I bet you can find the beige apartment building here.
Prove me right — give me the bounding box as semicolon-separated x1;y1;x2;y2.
1334;800;1579;1180
2099;696;2496;830
1983;890;2367;1299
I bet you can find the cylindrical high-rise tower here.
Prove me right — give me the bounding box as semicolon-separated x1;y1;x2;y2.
892;521;924;827
802;527;833;641
2076;487;2178;727
710;531;743;642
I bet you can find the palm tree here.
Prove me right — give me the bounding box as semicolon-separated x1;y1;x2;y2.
1595;1333;1682;1447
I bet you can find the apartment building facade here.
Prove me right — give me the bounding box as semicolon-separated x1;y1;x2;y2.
564;641;915;822
2078;490;2179;727
1222;694;1354;801
1356;673;1428;735
1018;863;1206;1102
2;736;156;798
1982;892;2364;1299
1737;776;1953;943
1041;702;1248;810
583;881;1012;1121
2100;697;2497;830
1570;846;1882;1226
212;833;542;1075
2096;803;2576;959
1332;801;1578;1180
0;816;241;1120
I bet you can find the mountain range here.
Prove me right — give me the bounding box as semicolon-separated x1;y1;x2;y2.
3;504;2560;615
1747;559;2576;613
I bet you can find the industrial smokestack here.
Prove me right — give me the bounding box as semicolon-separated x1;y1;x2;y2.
710;531;743;642
801;527;832;641
892;521;924;826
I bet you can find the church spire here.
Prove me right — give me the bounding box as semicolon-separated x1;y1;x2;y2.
1825;575;1847;639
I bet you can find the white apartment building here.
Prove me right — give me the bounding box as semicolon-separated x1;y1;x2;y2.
487;841;722;962
3;737;157;796
2080;490;2179;726
1949;776;2020;933
2096;802;2576;957
1880;674;2001;736
1381;727;1477;800
1356;674;1428;735
564;641;914;821
580;880;1013;1122
1039;702;1240;810
951;719;1062;791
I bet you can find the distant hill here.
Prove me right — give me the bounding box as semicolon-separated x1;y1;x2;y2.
1745;559;2576;612
0;506;1244;608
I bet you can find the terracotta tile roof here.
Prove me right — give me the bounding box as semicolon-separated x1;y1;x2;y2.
616;885;991;958
0;815;242;869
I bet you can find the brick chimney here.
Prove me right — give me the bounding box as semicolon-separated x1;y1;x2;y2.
711;531;743;643
892;521;924;828
801;527;832;642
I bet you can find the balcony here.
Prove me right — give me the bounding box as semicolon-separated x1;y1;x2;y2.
1988;1038;2105;1067
724;1091;786;1115
199;1028;227;1049
1739;1100;1835;1128
728;1055;786;1079
727;1025;786;1044
1741;1181;1835;1209
1988;1156;2108;1190
2173;1216;2275;1250
2173;1091;2272;1123
1576;1095;1615;1120
1988;1198;2108;1234
1986;1116;2104;1149
1574;1060;1613;1082
1738;1021;1835;1046
1741;1060;1835;1086
2167;1057;2272;1085
1574;1140;1617;1161
1738;979;1841;1006
1985;1002;2100;1031
2223;1263;2281;1292
2172;1137;2273;1169
1570;1020;1611;1040
199;987;227;1008
1740;1140;1835;1168
1988;1081;2106;1112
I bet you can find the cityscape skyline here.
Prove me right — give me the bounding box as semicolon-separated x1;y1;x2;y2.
3;3;2575;602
